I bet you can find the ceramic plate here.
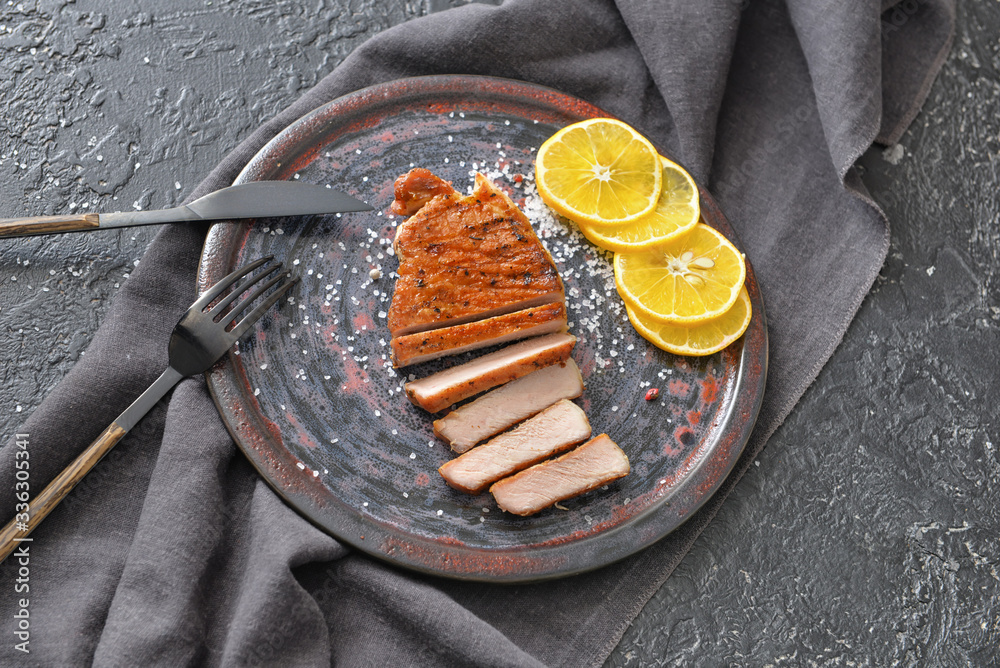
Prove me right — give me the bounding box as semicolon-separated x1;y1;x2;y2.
199;75;767;582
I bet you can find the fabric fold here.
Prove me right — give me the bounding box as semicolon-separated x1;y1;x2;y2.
92;377;345;667
787;1;884;178
304;558;545;668
614;0;744;182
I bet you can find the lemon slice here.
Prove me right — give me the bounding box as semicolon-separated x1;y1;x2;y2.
577;156;699;252
614;223;746;324
535;118;662;226
626;287;751;356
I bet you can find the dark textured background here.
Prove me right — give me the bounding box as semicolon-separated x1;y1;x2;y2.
0;0;997;665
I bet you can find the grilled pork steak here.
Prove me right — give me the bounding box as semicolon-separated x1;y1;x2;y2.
387;169;565;339
404;332;576;413
489;434;630;516
386;168;628;515
439;399;591;495
433;359;584;453
391;302;566;368
390;167;457;216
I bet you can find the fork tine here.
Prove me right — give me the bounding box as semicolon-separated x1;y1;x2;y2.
228;277;299;342
209;260;281;319
219;268;286;326
191;255;274;311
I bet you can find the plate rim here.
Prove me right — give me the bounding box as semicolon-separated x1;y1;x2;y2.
199;74;769;583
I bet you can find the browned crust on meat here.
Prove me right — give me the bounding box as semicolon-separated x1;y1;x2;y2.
391;302;567;368
404;333;576;413
390;168;458;216
388;170;565;337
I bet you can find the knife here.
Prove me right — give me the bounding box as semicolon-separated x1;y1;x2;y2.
0;181;373;239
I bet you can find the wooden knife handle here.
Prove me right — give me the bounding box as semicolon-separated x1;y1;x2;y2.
0;422;127;562
0;213;100;238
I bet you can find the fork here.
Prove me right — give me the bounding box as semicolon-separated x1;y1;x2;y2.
0;256;297;562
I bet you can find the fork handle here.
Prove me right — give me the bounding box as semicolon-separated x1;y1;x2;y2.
0;366;184;562
0;423;127;561
0;213;101;238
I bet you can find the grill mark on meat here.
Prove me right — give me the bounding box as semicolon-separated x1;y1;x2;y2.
386;169;628;515
387;169;564;338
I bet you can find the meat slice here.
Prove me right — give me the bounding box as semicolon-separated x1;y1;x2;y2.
390;167;457;216
391;302;567;368
404;332;576;413
439;400;591;495
387;169;565;338
489;434;629;516
434;359;584;453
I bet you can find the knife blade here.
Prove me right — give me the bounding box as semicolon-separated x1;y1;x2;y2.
0;181;373;239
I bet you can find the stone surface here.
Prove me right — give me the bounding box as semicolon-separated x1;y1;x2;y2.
0;0;996;665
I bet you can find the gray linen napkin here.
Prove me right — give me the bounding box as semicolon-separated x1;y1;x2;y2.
0;0;954;665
